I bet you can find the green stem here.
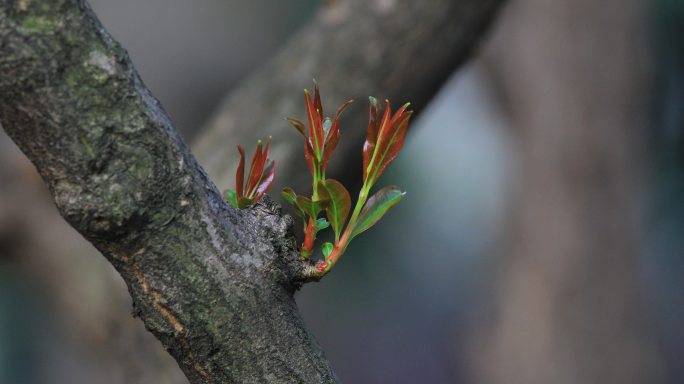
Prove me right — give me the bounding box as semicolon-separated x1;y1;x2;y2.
346;184;369;238
316;182;371;274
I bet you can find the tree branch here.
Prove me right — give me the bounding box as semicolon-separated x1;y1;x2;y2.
0;1;332;382
0;0;505;382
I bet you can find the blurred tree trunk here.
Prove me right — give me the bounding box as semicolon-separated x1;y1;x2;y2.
470;0;665;383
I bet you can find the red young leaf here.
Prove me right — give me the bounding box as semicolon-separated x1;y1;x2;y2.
289;117;317;174
322;100;352;168
287;117;306;137
245;140;264;196
247;140;271;196
322;127;339;169
304;90;324;156
334;99;354;125
371;108;412;184
313;80;323;118
363;99;391;182
388;102;411;127
236;145;246;199
372;100;395;158
362;98;380;179
254;160;275;200
304;139;316;174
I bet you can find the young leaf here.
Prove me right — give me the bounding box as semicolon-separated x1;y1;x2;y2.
304;138;316;174
322;125;339;169
236;145;246;199
317;179;351;241
335;99;354;120
304;89;324;156
225;189;238;208
282;188;304;218
237;197;255;209
322;100;352;169
350;186;405;239
231;140;274;208
246;140;271;196
322;242;334;260
245;140;264;195
253;160;275;200
316;217;330;232
370;107;411;185
363;99;390;182
313;79;323;118
295;195;327;219
287;117;307;137
281;187;297;206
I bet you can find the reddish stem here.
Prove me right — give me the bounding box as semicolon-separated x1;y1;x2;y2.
301;218;316;257
315;230;351;274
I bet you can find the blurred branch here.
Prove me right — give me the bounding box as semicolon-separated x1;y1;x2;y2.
194;0;505;191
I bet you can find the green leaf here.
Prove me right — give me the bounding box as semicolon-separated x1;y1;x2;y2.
322;242;333;260
225;189;238;208
316;217;330;232
281;188;305;217
237;197;255;209
295;195;326;219
317;179;351;241
351;186;404;239
281;188;297;206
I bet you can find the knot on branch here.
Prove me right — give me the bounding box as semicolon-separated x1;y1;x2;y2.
234;195;309;290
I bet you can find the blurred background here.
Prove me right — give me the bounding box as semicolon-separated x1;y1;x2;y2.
0;0;682;383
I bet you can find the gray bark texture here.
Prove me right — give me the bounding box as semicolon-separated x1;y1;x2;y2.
0;1;331;382
0;0;504;382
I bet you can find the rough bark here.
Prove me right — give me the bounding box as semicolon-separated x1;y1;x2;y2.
194;0;505;191
0;1;332;382
0;130;187;384
0;0;505;382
